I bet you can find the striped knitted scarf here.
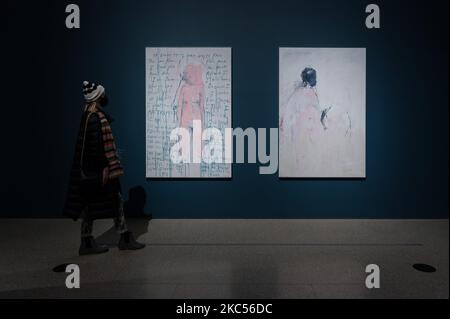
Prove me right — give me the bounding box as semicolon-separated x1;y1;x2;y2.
86;103;124;179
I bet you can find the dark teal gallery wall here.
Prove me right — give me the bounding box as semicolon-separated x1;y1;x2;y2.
2;0;448;218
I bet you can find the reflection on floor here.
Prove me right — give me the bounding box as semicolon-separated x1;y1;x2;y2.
0;219;448;299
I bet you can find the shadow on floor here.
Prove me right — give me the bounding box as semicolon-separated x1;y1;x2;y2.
96;186;151;247
95;217;151;247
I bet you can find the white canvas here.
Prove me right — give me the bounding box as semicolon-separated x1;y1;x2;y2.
146;47;232;178
279;48;366;178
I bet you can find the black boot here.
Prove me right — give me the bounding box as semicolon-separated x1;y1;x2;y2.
79;236;109;256
118;231;145;250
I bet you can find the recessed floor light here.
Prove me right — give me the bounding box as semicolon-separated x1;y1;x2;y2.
413;264;437;273
52;263;70;273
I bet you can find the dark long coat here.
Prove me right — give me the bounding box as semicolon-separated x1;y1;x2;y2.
64;109;121;221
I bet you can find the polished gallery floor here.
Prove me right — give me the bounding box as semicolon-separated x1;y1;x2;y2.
0;219;448;299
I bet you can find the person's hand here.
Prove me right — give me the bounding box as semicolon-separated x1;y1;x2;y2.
102;167;110;186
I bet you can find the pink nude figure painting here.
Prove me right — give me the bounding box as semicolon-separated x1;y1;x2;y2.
178;64;205;129
146;47;232;178
176;63;205;177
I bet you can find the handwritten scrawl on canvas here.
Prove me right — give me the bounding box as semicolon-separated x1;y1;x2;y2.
146;47;232;178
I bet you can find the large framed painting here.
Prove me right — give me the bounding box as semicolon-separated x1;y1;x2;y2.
146;47;232;178
279;48;366;178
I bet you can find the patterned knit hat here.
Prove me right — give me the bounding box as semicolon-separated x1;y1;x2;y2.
83;81;105;103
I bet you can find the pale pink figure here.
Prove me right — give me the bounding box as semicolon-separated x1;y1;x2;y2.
280;86;322;144
178;64;205;129
174;64;205;177
280;85;324;175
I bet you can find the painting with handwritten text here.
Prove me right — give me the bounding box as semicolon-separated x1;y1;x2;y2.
146;47;232;178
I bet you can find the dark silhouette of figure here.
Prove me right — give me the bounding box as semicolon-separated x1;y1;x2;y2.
124;186;147;217
64;81;145;255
